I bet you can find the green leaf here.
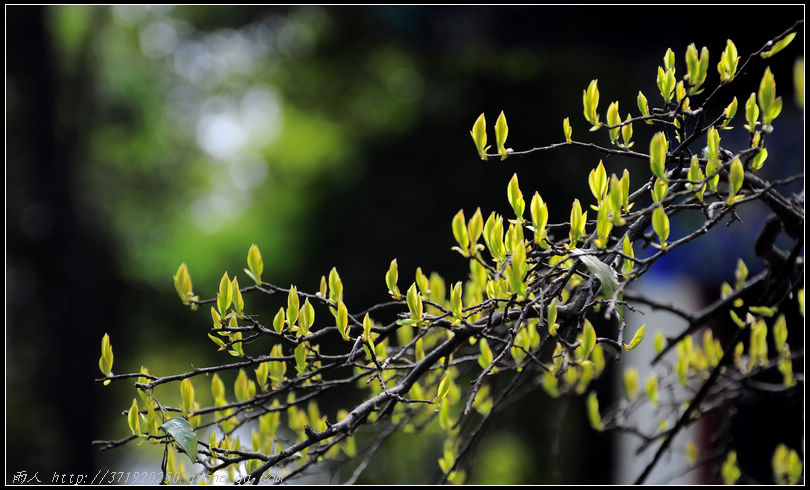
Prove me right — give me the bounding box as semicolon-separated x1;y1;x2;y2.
697;46;710;90
568;199;585;246
657;67;676;103
362;312;373;342
649;132;668;182
336;301;349;341
702;330;718;366
161;417;198;463
705;159;721;193
231;277;244;317
246;244;263;285
759;67;776;115
718;39;739;82
734;258;748;287
752;130;763;147
294;344;307;375
654;331;665;353
686;441;699;464
778;358;795;387
429;272;446;305
655;66;669;103
217;272;232;316
620;169;630;212
652;206;669;249
269;345;287;387
435;374;451;402
452;209;469;253
145;402;158;435
136;366;151;404
675;354;689;386
758;67;783;130
234;368;249;402
173;263;193;305
606;101;620;144
594;201;612;250
128;398;141;436
563;117;572;143
208;333;226;350
675;80;687;104
761;32;796;59
579;320;596;360
209;306;222;330
272;307;285;333
438;398;452;431
547;298;558;336
385;259;401;299
729;309;745;328
727;158;744;204
507;173;525;220
773;314;788;351
180;378;195;417
622;368;639;399
243;269;258;287
663;47;675;72
299;298;315;335
588;160;608;201
577;253;620;300
483;212;505;262
99;333;113;377
328;267;343;303
751;318;769;366
651;177;668;204
542;373;560;398
575;362;594;395
685;44;709;94
582;79;600;128
506;241;528;297
586;392;604;431
530;192;548;244
637;91;651;123
623;324;646;351
722;451;741;484
706;127;720;160
470;113;489;160
621;113;634;148
406;283;423;320
450;282;463;318
686;155;706;202
495;111;510;160
287;286;300;327
211;373;225;401
772;443;801;484
749;305;776;317
751;147;768;171
745;92;759;132
592;344;605;376
438;440;456;474
621;235;635;278
720;97;738;129
478;338;493;369
645;374;659;406
467;207;484;249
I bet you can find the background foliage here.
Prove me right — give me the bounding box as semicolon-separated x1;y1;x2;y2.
6;5;804;484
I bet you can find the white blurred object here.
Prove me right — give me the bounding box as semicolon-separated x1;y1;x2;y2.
616;275;705;484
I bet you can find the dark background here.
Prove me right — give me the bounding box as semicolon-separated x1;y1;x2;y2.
6;5;804;484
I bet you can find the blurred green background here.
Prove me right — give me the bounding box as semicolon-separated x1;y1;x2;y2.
6;5;803;484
